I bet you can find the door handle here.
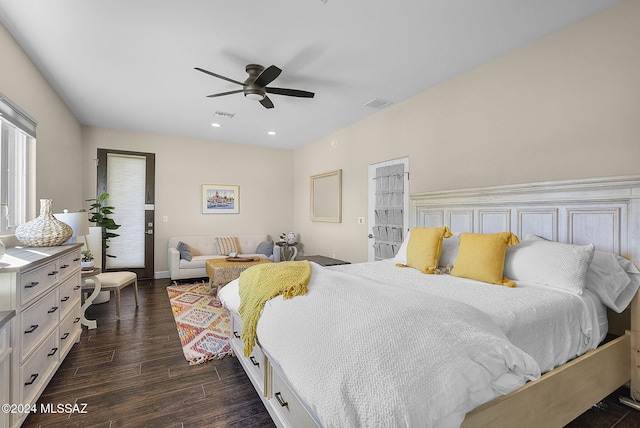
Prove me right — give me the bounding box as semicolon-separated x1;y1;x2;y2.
146;230;153;235
368;234;374;238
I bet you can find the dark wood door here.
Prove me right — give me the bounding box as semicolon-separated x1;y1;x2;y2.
96;148;155;279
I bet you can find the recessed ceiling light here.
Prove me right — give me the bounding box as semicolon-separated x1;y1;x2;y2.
267;131;277;135
211;123;222;128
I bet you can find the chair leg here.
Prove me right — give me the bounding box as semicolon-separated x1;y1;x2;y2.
115;288;121;320
133;280;139;307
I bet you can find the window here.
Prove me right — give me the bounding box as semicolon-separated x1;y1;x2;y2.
0;93;36;236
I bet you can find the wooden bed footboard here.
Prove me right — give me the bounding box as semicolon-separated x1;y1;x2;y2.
462;334;631;427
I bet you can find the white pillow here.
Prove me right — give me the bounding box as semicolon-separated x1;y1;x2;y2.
392;230;410;264
504;240;595;295
524;234;640;311
585;251;640;313
439;233;460;267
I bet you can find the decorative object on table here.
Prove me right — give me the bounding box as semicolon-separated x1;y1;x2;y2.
81;250;95;270
276;240;298;261
202;184;239;214
279;232;287;243
14;199;73;246
287;232;296;244
167;282;231;365
226;256;257;262
84;192;121;259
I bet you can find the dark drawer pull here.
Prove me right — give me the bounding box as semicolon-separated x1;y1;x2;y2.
24;281;39;289
73;285;81;290
48;270;59;276
61;332;69;340
24;373;39;386
249;356;260;367
74;317;80;323
24;324;38;334
61;264;70;269
73;257;81;262
48;306;59;313
61;296;70;302
233;331;240;338
47;347;58;357
275;392;288;409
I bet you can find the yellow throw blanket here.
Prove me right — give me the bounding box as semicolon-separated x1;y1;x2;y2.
238;260;311;356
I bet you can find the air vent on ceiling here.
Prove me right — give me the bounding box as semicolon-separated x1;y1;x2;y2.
364;98;393;110
214;111;235;119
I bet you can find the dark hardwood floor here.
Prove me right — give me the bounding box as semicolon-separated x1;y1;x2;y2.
21;278;640;428
23;278;274;428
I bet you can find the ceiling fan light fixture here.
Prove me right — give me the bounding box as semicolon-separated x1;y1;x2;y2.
245;92;265;101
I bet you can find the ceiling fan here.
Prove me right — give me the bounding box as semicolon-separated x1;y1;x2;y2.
195;64;315;109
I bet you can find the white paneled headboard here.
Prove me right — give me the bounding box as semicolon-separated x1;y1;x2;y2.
410;175;640;266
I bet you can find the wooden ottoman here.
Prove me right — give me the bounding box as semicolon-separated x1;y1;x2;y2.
206;258;271;291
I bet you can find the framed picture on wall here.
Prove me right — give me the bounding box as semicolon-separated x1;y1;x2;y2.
202;184;239;214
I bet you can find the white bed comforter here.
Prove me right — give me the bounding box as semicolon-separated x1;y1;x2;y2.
222;263;541;427
328;260;600;373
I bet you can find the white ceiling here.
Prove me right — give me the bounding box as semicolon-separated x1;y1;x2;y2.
0;0;621;150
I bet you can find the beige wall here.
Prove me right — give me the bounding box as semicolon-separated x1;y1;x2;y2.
0;22;83;217
293;0;640;263
3;1;639;273
81;127;294;276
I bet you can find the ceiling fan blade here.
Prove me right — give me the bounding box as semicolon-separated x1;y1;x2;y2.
266;87;315;98
260;96;275;109
254;65;282;87
195;67;244;86
206;89;244;98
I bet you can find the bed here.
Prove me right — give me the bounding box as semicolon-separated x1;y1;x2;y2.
219;175;640;427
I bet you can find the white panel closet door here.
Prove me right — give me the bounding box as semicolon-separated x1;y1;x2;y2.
367;157;409;262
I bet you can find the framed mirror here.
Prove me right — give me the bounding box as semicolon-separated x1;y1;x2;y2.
311;169;342;222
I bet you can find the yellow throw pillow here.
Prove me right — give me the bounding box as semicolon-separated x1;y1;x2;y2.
450;232;519;287
401;226;452;274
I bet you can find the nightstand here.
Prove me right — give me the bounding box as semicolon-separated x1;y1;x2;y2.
296;255;350;266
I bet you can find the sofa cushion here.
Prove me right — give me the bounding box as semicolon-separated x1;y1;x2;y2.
256;241;274;257
176;241;193;261
217;236;240;255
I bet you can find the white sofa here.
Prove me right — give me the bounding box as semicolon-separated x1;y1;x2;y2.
168;234;279;281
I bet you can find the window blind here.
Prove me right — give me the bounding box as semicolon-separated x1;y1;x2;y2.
0;92;37;137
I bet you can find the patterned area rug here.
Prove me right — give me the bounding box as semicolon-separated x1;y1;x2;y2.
167;282;231;365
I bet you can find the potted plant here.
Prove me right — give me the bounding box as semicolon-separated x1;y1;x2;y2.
81;250;94;270
84;193;121;259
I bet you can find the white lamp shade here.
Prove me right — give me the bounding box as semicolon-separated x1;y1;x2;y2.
53;212;90;237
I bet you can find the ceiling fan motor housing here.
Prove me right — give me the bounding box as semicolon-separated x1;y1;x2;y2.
244;64;266;100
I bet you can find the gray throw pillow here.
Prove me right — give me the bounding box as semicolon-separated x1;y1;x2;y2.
177;241;192;261
255;241;274;257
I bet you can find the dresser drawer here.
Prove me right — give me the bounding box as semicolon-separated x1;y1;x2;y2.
231;313;266;395
20;328;59;405
59;307;81;357
20;288;59;361
21;261;59;306
270;366;317;428
58;250;81;282
58;274;81;318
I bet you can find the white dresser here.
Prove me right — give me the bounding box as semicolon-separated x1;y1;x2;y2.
0;244;82;428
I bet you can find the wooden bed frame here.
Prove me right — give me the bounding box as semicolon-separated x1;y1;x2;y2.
231;175;640;427
409;175;640;427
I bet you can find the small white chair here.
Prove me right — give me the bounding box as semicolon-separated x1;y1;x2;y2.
94;271;139;320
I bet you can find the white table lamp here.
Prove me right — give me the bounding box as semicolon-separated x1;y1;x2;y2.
54;210;90;244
